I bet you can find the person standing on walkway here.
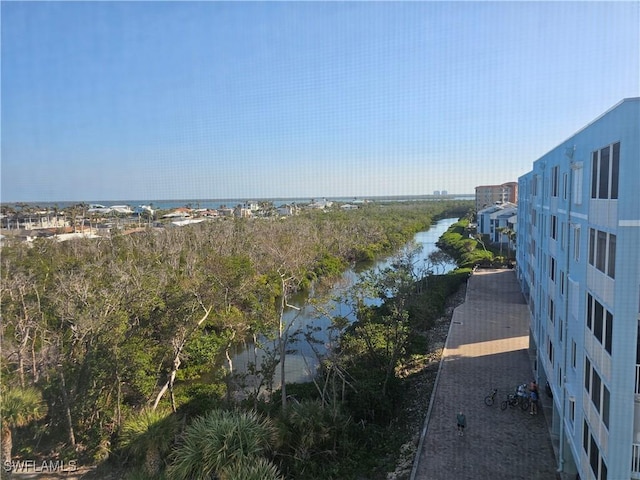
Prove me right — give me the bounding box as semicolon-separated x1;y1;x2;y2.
456;411;466;436
530;380;539;415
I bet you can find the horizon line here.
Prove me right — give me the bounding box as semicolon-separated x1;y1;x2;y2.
1;193;476;205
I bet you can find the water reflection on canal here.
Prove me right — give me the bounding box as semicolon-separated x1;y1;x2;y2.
231;217;459;386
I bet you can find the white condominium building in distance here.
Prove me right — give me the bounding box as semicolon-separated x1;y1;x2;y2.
516;97;640;480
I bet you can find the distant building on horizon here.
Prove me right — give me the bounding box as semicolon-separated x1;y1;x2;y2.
475;182;518;212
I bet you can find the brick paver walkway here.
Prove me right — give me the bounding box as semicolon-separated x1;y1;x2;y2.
412;269;559;480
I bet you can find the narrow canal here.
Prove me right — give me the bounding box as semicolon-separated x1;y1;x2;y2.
231;217;459;386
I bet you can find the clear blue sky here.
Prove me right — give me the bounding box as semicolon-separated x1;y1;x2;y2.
2;1;638;203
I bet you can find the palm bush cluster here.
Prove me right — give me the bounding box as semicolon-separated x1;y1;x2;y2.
167;410;280;480
0;387;47;468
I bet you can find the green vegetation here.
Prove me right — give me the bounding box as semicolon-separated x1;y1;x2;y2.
435;217;516;269
436;217;491;267
0;200;473;479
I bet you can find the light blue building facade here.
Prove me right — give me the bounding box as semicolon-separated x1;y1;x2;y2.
517;98;640;480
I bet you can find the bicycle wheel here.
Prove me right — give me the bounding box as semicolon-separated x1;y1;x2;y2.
484;395;494;406
500;400;507;411
521;398;530;411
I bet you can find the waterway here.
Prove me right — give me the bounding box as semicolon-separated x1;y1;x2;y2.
231;217;459;386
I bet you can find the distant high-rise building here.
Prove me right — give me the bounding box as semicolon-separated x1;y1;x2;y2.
433;190;440;196
475;182;518;212
441;190;448;196
516;97;640;480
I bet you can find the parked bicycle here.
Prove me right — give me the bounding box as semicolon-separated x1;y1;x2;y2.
500;383;530;411
484;388;498;406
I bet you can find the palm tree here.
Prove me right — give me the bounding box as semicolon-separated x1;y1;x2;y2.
167;409;280;480
0;387;47;468
119;407;178;477
496;226;516;260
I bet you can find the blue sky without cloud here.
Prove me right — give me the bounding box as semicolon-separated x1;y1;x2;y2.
1;1;639;203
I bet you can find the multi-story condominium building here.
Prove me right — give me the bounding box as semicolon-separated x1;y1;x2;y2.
475;181;518;212
516;97;640;480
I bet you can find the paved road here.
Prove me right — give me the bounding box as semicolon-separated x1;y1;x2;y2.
411;269;559;480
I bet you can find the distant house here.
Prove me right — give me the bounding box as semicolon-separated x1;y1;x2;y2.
234;206;252;218
201;209;219;218
110;205;134;214
308;198;333;209
88;204;112;214
171;219;206;227
277;204;298;216
55;232;101;242
162;207;191;219
340;204;358;210
217;207;234;217
476;202;517;239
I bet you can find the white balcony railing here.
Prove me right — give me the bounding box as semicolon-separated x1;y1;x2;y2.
632;443;640;478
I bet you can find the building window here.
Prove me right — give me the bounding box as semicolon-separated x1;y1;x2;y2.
586;431;608;480
605;311;613;354
552;165;560;197
588;228;616;279
569;398;575;426
549;298;555;324
611;142;619;199
586;293;613;355
594;301;604;344
551;215;558;240
573;163;583;205
573;226;581;261
596;230;607;271
583;420;589;454
585;357;611;434
571;339;576;369
607;234;616;278
550;257;557;282
585;356;591;391
591;369;601;411
563;172;569;200
590;436;599;476
560;270;566;296
602;386;610;429
591;142;620;200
